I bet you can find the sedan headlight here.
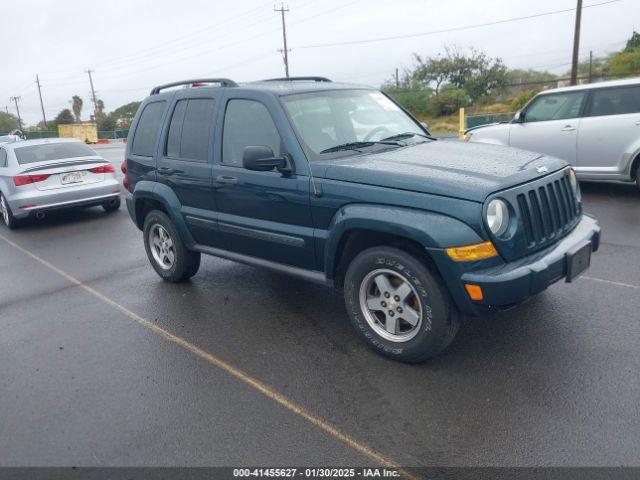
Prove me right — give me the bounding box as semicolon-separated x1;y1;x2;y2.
568;168;580;201
486;199;509;236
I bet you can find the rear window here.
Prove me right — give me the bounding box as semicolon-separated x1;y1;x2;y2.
132;101;166;157
588;85;640;116
14;142;96;165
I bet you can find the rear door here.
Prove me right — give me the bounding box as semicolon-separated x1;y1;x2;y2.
157;91;221;246
509;90;587;164
576;84;640;178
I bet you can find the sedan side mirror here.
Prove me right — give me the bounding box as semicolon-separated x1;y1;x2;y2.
242;146;289;172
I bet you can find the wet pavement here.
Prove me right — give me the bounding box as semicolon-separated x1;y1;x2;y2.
1;144;639;468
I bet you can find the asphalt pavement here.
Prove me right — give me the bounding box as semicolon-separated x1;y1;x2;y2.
1;143;639;469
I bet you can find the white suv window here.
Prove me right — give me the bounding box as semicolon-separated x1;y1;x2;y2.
524;92;586;123
588;85;640;116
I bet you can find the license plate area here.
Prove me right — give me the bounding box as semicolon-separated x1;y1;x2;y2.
566;242;592;282
61;171;85;185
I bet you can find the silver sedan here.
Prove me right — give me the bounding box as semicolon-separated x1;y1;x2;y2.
0;138;121;229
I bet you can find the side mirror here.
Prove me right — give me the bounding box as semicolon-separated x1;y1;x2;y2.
513;111;524;123
242;146;288;172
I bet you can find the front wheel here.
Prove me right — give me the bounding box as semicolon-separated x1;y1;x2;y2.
143;210;201;282
0;192;18;229
344;246;460;363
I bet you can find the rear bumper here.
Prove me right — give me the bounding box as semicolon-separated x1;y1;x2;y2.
455;214;600;315
9;180;121;218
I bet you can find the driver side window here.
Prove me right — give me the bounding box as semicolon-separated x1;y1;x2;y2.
524;92;585;123
0;148;6;168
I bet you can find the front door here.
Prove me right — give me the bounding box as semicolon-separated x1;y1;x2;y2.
211;96;316;270
510;90;587;165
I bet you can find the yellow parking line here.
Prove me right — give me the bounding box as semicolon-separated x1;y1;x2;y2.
582;275;640;290
0;233;417;480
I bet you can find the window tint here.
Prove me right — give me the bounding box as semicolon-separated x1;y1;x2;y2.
14;142;96;165
131;101;165;157
589;85;640;116
166;100;187;158
0;148;6;167
165;99;215;161
222;99;280;166
524;92;585;123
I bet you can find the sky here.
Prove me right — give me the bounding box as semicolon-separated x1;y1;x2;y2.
1;0;636;126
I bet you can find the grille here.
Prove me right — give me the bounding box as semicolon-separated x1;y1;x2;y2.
516;173;580;248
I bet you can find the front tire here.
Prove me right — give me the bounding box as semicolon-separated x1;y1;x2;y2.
344;246;460;363
0;192;18;229
143;210;201;282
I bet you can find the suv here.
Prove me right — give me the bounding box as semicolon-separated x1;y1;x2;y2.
465;77;640;189
124;77;600;363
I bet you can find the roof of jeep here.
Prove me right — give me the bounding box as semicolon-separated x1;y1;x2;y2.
147;78;376;99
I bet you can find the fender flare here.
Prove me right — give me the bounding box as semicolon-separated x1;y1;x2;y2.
130;181;195;246
324;204;484;280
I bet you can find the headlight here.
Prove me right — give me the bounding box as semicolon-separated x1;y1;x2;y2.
486;199;509;236
568;168;580;201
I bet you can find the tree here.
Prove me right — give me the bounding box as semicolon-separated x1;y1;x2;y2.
54;109;75;126
71;95;83;123
0;111;20;132
96;99;105;118
110;101;141;121
427;87;469;116
624;31;640;53
97;115;116;132
411;46;508;102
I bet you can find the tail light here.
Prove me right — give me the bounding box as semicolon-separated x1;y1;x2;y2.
89;164;116;174
121;160;131;192
13;174;50;186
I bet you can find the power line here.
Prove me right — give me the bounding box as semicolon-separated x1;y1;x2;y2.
292;0;623;49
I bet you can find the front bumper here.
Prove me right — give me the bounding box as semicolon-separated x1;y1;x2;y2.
456;214;600;315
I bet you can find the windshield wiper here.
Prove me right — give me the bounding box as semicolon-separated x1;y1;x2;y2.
381;132;433;142
320;140;403;154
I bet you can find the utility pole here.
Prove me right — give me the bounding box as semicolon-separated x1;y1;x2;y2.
395;68;399;89
86;69;99;122
275;4;290;78
35;75;48;130
588;50;593;83
9;96;22;130
570;0;583;86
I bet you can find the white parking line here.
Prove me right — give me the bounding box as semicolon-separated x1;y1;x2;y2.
582;275;640;289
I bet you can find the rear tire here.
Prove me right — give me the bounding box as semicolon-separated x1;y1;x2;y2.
344;246;460;363
102;197;121;212
143;210;201;282
0;192;18;230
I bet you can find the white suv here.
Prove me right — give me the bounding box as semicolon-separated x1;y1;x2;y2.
465;77;640;189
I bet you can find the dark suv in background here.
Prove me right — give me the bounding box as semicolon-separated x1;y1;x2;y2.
123;77;600;363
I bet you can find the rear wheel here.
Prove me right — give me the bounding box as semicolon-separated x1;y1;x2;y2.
0;192;18;229
143;210;200;282
102;196;121;212
344;246;460;363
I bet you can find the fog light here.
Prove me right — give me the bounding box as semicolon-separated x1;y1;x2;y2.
465;284;484;301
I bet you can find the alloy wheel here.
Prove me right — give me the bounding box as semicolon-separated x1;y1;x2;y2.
149;224;175;270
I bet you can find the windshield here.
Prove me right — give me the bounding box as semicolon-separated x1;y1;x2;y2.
281;89;426;159
14;142;96;165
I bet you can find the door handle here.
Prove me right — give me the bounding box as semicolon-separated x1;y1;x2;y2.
561;125;576;132
635;120;640;126
215;175;240;186
158;167;175;175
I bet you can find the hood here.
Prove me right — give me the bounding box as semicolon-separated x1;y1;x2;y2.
315;141;567;202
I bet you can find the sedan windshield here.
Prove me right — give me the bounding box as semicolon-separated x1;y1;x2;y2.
14;142;96;165
281;89;428;159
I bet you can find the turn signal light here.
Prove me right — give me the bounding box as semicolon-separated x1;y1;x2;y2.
13;174;50;186
89;164;115;174
465;284;484;301
445;241;498;262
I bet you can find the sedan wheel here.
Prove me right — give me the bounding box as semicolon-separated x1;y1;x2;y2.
0;195;8;225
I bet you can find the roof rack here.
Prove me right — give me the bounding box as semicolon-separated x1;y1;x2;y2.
150;78;238;95
261;76;332;83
